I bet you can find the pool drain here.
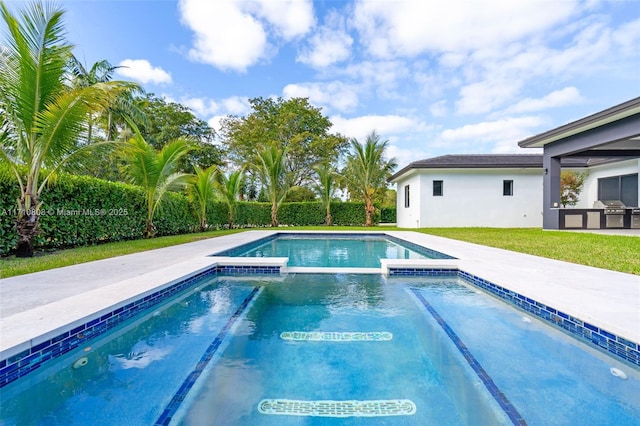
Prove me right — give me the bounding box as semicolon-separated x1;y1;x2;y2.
610;367;628;380
258;399;416;417
72;357;88;369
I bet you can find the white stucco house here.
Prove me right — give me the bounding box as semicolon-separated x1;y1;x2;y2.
390;154;546;228
390;97;640;229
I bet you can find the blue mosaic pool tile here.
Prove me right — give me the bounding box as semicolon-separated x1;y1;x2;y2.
0;267;219;388
387;268;457;277
215;265;281;274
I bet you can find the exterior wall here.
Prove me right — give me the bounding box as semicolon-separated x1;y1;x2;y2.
394;172;423;228
575;159;640;208
395;168;543;228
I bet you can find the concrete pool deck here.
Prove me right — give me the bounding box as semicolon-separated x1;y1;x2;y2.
1;230;639;362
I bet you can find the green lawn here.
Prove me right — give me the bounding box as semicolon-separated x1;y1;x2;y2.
1;227;638;278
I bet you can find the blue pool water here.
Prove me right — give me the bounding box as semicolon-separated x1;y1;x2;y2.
1;274;638;425
217;234;451;267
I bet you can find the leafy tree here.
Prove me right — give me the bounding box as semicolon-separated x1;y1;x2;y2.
214;168;245;228
253;145;291;226
285;186;317;202
187;165;217;231
560;170;588;207
0;1;133;257
220;97;348;186
138;93;222;173
312;163;338;225
343;132;397;226
120;135;192;237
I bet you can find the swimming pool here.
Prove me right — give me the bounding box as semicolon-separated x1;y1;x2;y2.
1;273;638;425
212;233;453;268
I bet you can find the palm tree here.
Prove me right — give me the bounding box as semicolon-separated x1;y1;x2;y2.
121;135;192;237
0;2;134;257
343;131;397;226
68;56;147;143
187;165;217;232
214;168;245;228
312;163;338;225
253;145;291;227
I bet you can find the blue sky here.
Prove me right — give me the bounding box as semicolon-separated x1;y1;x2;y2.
17;1;640;167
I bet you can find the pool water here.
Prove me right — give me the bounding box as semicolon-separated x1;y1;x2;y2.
228;234;447;267
2;274;638;425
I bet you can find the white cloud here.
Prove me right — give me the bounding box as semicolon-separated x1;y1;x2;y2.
506;87;584;114
221;96;251;115
456;77;522;115
429;100;448;118
180;97;220;117
438;116;547;152
116;59;172;85
386;144;429;169
178;0;314;72
352;0;580;58
208;115;226;133
297;10;352;68
253;0;315;39
161;95;251;134
612;17;640;56
283;81;359;112
330;114;429;142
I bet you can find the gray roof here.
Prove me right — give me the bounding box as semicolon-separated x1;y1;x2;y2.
389;154;543;181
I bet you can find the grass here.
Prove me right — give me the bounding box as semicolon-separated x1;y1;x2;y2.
1;227;638;278
414;228;640;275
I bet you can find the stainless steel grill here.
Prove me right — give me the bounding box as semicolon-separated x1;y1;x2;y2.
594;200;627;228
632;208;640;229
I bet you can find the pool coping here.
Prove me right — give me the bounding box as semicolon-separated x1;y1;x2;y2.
1;230;638;383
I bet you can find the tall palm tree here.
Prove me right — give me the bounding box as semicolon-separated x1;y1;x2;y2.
68;56;146;143
0;2;133;257
343;131;397;226
214;168;245;228
121;135;192;238
253;145;291;227
312;163;338;225
187;165;217;232
68;57;118;145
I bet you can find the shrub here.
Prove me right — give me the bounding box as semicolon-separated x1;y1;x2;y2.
380;206;397;223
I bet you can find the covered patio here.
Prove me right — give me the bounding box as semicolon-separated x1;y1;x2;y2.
518;97;640;230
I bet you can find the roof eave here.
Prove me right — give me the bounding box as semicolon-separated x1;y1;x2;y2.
518;97;640;149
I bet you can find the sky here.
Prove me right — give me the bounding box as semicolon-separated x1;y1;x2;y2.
10;0;640;168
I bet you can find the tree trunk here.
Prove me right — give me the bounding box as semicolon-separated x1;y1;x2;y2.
15;194;40;257
364;196;374;227
325;204;332;226
144;219;156;238
228;206;234;229
271;202;278;227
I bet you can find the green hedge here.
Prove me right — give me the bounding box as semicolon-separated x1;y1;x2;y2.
0;171;200;255
0;169;381;255
380;206;397;223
